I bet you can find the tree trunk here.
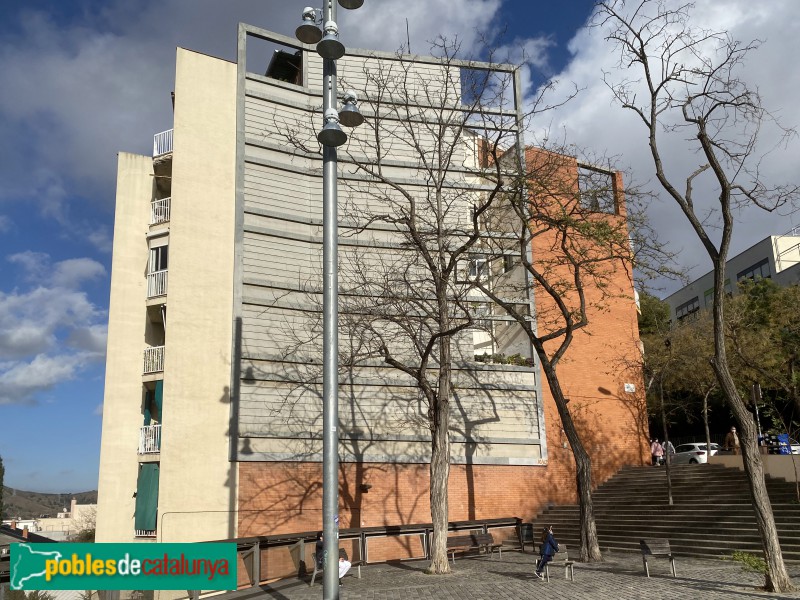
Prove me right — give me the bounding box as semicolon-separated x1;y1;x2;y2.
427;309;453;574
539;355;602;562
710;264;794;592
427;406;451;574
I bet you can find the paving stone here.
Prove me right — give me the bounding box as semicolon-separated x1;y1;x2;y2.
231;549;800;600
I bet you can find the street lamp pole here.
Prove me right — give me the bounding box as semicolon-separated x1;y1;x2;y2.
321;2;340;597
295;2;364;597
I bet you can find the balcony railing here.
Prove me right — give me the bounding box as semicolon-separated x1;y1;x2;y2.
138;424;162;454
153;129;173;157
147;270;168;298
143;346;165;374
150;197;171;225
135;529;157;538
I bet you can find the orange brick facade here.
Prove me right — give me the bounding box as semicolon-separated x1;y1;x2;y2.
236;151;648;563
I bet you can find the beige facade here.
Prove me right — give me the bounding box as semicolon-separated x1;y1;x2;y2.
96;48;237;543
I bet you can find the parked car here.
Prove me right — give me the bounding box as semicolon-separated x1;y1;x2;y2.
671;442;721;465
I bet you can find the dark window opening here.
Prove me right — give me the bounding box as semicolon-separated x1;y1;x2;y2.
265;50;303;86
676;296;700;322
578;165;616;214
149;245;168;272
736;258;771;281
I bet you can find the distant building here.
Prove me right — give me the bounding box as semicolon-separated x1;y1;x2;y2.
665;229;800;323
36;498;97;541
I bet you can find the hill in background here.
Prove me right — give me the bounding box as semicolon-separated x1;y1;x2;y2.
2;487;98;519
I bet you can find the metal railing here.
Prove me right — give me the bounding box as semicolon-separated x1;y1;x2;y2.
147;270;168;298
150;197;171;225
143;346;165;374
153;129;173;157
138;424;162;454
212;516;521;591
135;529;157;538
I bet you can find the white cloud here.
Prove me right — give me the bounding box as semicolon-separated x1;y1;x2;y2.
0;353;92;405
67;324;109;355
0;252;107;402
532;0;800;293
52;258;107;288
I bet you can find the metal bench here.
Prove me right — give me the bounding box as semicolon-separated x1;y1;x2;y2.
446;533;503;564
640;538;676;577
543;543;575;582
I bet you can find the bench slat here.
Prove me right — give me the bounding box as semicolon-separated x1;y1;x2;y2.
446;533;503;564
639;539;676;578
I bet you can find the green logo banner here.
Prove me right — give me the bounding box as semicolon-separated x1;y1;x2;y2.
10;543;237;590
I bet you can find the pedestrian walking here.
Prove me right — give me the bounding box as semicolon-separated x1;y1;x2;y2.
650;438;664;466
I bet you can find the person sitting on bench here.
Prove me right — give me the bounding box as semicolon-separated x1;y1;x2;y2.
534;525;559;580
315;531;351;585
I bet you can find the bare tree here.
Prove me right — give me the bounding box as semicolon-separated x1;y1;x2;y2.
333;38;567;573
270;37;569;573
476;147;645;561
598;0;799;590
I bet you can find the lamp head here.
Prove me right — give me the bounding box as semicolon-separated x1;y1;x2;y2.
318;109;347;147
295;7;322;45
317;21;345;60
338;0;364;8
338;90;364;127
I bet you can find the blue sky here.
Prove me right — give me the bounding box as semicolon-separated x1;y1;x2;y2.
0;0;798;494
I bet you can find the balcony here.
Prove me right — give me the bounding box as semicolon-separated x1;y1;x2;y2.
138;424;162;454
143;346;165;374
150;197;171;225
153;129;173;157
147;270;168;298
135;529;157;538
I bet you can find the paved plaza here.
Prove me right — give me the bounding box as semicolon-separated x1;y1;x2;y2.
243;549;800;600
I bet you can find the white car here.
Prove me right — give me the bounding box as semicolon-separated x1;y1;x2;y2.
671;442;721;464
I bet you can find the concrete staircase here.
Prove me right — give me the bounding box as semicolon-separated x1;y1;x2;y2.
531;463;800;560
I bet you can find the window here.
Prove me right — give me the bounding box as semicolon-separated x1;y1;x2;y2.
143;380;163;425
264;49;303;85
472;302;493;329
578;165;616;214
703;288;713;307
134;463;160;535
503;255;516;273
469;258;486;279
737;258;770;282
458;256;487;282
149;245;168;273
675;296;700;322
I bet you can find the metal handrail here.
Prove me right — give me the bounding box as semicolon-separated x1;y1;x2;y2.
147;269;168;298
150;197;171;225
210;516;522;590
143;346;165;374
138;424;162;454
153;129;173;157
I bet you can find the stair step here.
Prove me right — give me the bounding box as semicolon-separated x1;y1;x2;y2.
532;463;800;562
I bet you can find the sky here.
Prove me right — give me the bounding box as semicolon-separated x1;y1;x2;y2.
0;0;797;494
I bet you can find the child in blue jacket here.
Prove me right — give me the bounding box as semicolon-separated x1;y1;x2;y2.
534;525;559;579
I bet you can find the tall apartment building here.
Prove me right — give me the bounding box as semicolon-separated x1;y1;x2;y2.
665;229;800;323
96;24;645;548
